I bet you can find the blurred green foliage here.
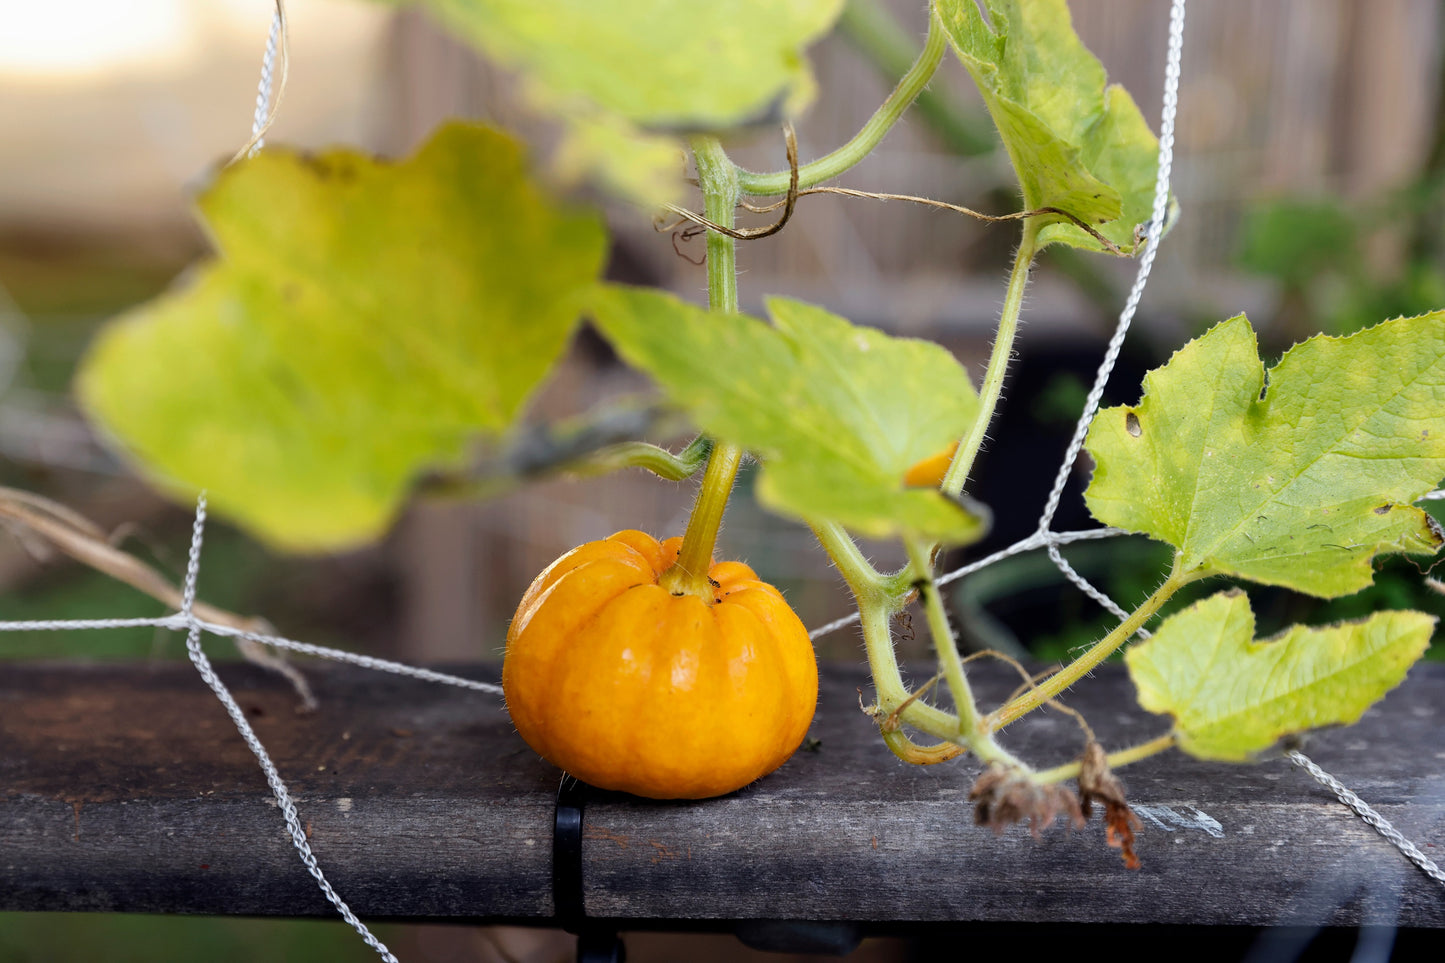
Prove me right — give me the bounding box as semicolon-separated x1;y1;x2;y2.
1236;188;1445;338
1236;198;1358;288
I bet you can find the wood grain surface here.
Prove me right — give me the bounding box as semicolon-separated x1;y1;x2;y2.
3;660;1443;927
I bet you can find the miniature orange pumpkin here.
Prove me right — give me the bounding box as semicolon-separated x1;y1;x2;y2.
904;441;959;488
503;530;818;799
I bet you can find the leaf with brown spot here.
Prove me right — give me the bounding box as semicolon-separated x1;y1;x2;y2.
1086;313;1445;598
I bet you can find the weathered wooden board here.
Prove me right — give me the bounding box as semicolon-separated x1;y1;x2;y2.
2;660;1443;927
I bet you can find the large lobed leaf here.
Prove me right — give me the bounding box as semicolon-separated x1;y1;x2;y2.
1085;313;1445;598
411;0;844;205
1126;590;1435;761
78;124;607;552
589;287;988;543
935;0;1163;254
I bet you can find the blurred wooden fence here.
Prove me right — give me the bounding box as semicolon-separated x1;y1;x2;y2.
377;0;1442;334
0;1;1439;662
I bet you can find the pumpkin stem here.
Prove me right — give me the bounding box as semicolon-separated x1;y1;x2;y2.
662;137;745;601
662;442;742;599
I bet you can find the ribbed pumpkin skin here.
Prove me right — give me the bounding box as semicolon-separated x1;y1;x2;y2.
503;530;818;799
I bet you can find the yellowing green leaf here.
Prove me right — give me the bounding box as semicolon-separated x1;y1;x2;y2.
1126;590;1434;761
935;0;1163;253
1085;313;1445;597
410;0;844;204
548;108;687;207
589;287;988;543
77;124;607;552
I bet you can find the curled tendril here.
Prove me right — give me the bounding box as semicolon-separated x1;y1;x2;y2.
659;123;801;241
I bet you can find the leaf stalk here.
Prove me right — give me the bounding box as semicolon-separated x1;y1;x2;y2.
734;4;950;196
1031;733;1178;785
989;566;1186;730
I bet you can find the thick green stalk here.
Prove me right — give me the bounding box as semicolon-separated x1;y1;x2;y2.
849;540;1020;768
811;523;956;736
941;220;1040;497
662;138;744;598
695;137;741;313
664;443;742;596
811;524;962;744
734;6;949;196
810;520;888;600
905;536;979;734
856;596;960;739
989;566;1186;730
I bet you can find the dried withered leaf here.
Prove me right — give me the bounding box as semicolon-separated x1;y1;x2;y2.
1077;741;1143;870
970;764;1084;839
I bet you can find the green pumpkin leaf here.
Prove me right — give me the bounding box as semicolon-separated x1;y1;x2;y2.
1126;590;1435;761
935;0;1164;254
410;0;845;205
589;286;988;543
1085;313;1445;597
77;124;607;552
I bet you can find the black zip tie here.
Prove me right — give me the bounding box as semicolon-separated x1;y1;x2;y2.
553;773;626;963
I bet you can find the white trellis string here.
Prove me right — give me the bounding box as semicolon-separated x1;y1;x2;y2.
0;503;499;963
249;6;282;154
0;612;503;695
1032;0;1186;635
179;496;400;963
229;1;288;165
1288;751;1445;889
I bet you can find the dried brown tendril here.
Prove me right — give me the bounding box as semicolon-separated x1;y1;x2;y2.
1077;741;1143;870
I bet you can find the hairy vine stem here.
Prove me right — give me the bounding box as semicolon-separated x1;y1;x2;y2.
941;220;1042;497
835;0;994;157
734;4;949;196
854;595;965;742
905;536;1022;768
